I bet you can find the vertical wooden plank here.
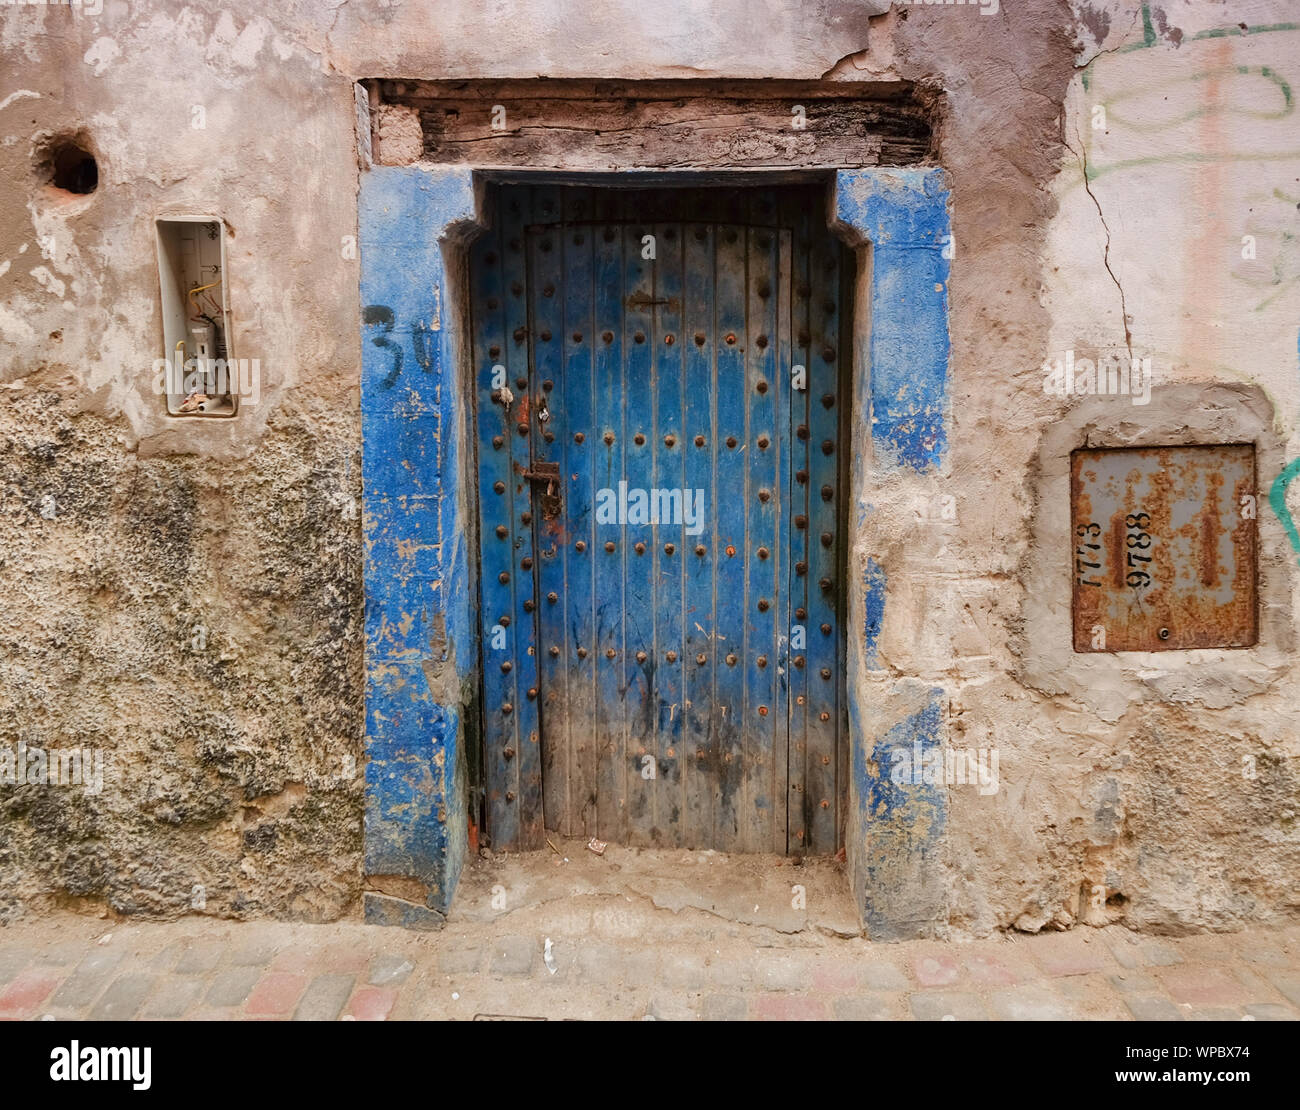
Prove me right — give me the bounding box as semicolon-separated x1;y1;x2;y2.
775;224;796;855
807;225;844;855
712;222;747;851
682;221;716;850
652;221;686;845
593;220;627;842
742;209;780;853
622;220;656;847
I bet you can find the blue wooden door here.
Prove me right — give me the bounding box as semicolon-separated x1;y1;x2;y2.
473;185;847;855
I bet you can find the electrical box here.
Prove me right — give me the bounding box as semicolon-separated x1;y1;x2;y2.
1071;444;1257;652
155;218;238;416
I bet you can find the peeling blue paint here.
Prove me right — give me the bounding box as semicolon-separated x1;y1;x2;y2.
863;557;886;668
834;169;951;472
360;166;476;919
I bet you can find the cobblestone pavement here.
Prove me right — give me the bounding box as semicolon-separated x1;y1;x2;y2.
1;846;1297;1021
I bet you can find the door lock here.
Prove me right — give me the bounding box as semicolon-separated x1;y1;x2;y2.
522;460;562;520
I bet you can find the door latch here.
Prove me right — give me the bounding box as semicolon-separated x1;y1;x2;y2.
522;460;562;520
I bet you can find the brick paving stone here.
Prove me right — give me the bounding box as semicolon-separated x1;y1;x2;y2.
832;993;894;1020
860;962;910;991
1125;996;1184;1021
1158;966;1250;1006
755;951;812;992
1231;964;1283;1001
1108;937;1183;969
36;940;88;967
754;994;828;1021
990;985;1074;1020
1032;935;1110;977
488;936;534;977
140;977;205;1019
812;964;860;992
1265;971;1300;1008
1243;1002;1297;1021
437;945;482;975
1241;947;1289;969
293;973;355;1021
646;995;695;1021
90;974;156;1021
51;950;123;1008
368;954;416;986
346;987;397;1021
270;948;317;975
912;951;960;988
174;943;224;975
701;993;747;1021
0;968;61;1017
964;951;1020;986
229;942;278;968
1188;1006;1243;1021
246;972;308;1016
706;956;754;989
1109;971;1158;994
206;967;261;1008
910;991;988;1021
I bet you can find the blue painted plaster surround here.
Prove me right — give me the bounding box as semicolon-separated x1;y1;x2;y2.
359;166;952;937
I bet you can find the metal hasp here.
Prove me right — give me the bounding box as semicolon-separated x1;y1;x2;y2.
1071;444;1258;652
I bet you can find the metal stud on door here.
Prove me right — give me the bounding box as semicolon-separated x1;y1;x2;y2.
471;185;850;854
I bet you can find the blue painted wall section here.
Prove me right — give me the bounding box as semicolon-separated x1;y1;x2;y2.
835;169;952;938
834;168;951;472
360;166;476;928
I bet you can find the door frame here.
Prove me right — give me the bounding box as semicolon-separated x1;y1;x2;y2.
360;164;952;938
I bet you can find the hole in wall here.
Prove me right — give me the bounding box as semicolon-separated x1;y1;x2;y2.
36;133;98;197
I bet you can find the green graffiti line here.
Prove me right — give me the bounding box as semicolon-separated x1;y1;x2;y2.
1269;457;1300;560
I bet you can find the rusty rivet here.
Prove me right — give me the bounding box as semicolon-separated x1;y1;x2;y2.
543;379;553;392
521;557;533;570
797;425;809;440
575;432;585;443
498;571;510;584
821;484;834;502
501;661;512;673
726;436;737;449
513;327;527;343
492;435;504;449
543;431;554;443
490;343;502;357
726;545;736;557
757;547;769;560
758;705;768;716
516;377;528;390
797;695;805;705
495;525;508;538
572;332;583;343
500;616;511;627
725;332;737;345
547;591;558;603
695;545;706;557
820;577;832;592
821;532;833;548
796;607;807;620
517;422;529;436
664;543;675;556
666;651;677;663
549;645;559;657
756;335;768;348
577;647;588;658
823;346;835;362
726;653;738;666
664;434;676;447
505;791;516;802
694;434;705;447
757;655;767;668
696;748;706;759
605;541;616;552
606;648;616;659
527;687;537;699
820;712;830;722
634;331;646;344
794;656;805;669
604;431;615;445
757;599;769;612
575;540;586;552
636;650;647;663
1158;628;1171;640
821;623;831;635
796;561;807;576
822;439;835;456
758;436;769;449
796;469;808;485
521;512;532;524
665;334;675;346
694;332;706;346
696;653;707;665
540;330;552;342
756;380;768;394
502;704;513;717
635;542;646;555
758;489;771;503
821;668;831;680
795;514;807;529
523;599;535;612
820;799;830;810
634;433;645;446
494;481;506;494
602;330;614;344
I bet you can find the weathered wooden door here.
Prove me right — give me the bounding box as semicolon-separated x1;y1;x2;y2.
473;184;848;855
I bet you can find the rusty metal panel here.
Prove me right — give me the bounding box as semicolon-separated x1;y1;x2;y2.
1071;444;1257;652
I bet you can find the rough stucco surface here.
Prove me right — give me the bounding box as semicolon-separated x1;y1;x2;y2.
0;0;1296;936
